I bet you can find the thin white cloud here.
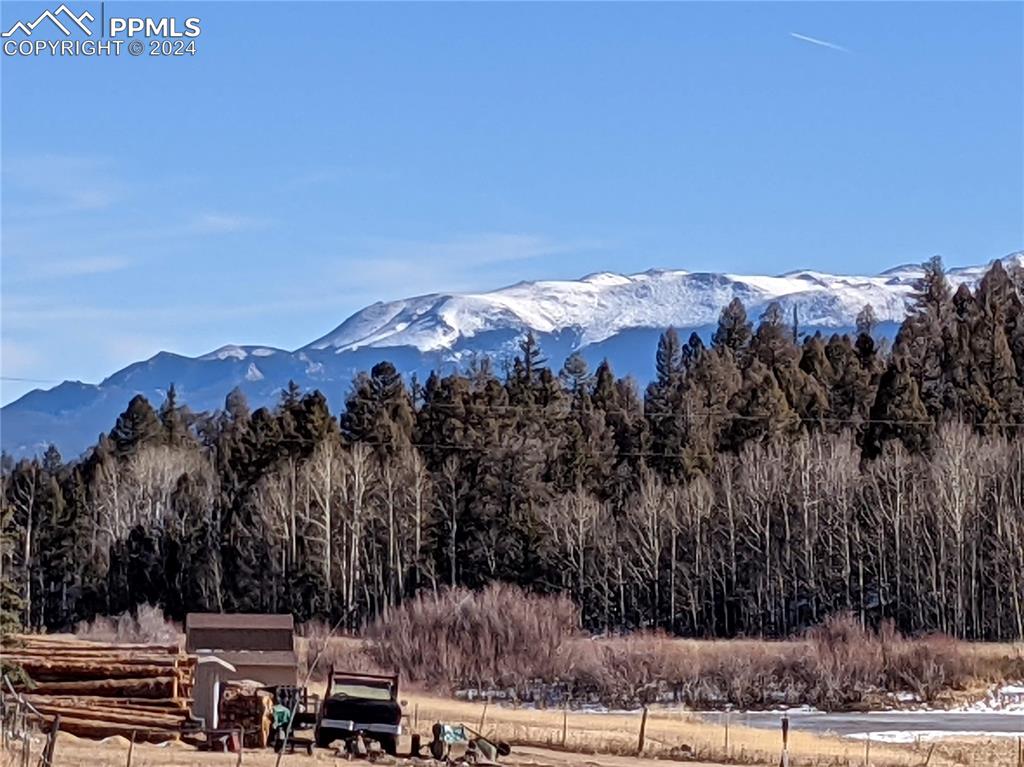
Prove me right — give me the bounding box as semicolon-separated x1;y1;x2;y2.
790;32;849;53
191;212;267;234
32;256;133;279
2;253;135;286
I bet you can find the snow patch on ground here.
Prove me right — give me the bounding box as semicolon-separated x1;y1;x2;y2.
951;683;1024;714
201;344;248;361
847;730;1023;744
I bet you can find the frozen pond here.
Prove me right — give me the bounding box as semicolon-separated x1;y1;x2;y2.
707;709;1024;743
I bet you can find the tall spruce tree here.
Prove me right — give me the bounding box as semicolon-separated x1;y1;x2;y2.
712;298;753;355
109;395;162;458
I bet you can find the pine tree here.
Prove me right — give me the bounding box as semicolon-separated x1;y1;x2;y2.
225;387;251;422
821;334;873;428
654;328;684;386
856;304;878;338
895;257;955;419
159;384;193;447
342;362;414;455
507;332;548;405
725;359;797;448
646;329;688;481
559;352;593;394
712;298;753;355
684;346;742;469
863;355;931;458
109;395;162;458
970;262;1024;427
0;500;24;637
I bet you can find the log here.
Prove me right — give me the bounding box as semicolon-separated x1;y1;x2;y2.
11;661;180;681
4;651;181;663
38;716;179;743
3;655;182;667
8;636;181;653
25;695;190;713
19;676;177;699
27;703;185;729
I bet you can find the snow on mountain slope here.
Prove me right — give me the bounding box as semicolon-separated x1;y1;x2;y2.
307;255;1023;355
3;252;1022;458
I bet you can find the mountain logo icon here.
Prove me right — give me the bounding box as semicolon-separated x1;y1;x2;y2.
2;4;94;37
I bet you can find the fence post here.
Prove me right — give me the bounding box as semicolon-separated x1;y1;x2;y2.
236;726;244;767
16;704;27;767
780;714;789;767
923;742;936;767
479;696;489;734
561;702;568;748
41;714;61;767
637;705;648;756
864;735;870;767
1017;736;1022;767
724;712;730;757
126;729;136;767
414;703;419;731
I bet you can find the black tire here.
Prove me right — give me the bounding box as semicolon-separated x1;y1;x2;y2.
316;728;340;749
377;734;397;755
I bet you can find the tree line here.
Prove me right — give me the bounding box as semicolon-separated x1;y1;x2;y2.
3;257;1024;640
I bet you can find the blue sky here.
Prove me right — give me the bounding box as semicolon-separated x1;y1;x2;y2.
2;1;1022;404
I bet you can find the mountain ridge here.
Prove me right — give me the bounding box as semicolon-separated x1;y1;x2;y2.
4;252;1022;458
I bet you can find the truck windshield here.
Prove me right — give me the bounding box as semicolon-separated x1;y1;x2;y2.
331;683;392;700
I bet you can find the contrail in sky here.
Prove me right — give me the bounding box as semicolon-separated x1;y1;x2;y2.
790;32;850;53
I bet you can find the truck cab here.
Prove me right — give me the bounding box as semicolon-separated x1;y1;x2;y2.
314;670;402;753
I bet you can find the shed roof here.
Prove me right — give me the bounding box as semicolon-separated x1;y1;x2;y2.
186;613;294;630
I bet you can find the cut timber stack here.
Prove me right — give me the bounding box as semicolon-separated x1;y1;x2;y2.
218;680;273;748
2;634;195;743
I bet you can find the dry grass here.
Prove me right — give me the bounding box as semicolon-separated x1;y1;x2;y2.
74;605;180;645
402;691;1023;767
297;621;385;681
5;704;1021;767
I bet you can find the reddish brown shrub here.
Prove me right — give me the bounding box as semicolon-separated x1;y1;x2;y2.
370;584;579;692
371;593;1007;711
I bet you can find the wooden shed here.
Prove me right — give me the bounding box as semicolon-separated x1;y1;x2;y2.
185;613;298;689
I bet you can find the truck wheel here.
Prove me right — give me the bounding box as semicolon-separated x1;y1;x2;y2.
378;734;397;755
315;729;336;749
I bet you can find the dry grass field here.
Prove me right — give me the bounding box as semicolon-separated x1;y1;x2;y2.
401;691;1024;767
3;693;1023;767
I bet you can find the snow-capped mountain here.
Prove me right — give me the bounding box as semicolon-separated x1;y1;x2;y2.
3;253;1021;458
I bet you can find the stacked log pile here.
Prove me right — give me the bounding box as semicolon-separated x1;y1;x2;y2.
218;680;273;748
2;634;194;743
